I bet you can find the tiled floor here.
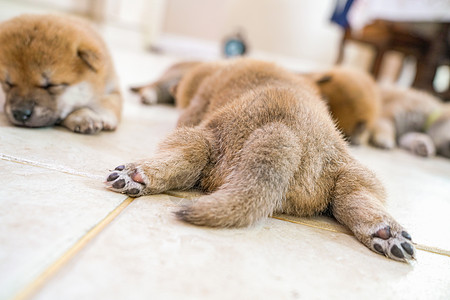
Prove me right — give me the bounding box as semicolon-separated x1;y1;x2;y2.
1;31;450;300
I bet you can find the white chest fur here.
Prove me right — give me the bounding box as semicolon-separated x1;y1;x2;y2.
58;81;95;119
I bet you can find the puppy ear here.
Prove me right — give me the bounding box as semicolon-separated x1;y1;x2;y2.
316;75;333;84
77;47;102;72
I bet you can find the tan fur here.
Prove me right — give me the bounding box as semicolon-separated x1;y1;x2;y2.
307;67;381;145
0;14;122;134
107;59;415;261
174;61;227;109
371;85;450;158
133;64;382;146
130;61;202;106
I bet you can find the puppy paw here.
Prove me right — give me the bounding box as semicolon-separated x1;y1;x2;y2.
369;224;415;262
399;132;435;157
130;85;159;105
105;164;148;197
140;87;159;105
64;109;102;134
370;134;395;150
63;108;118;134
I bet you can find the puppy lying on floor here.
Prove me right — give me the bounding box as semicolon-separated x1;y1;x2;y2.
108;59;415;262
306;67;381;146
130;61;201;107
0;14;122;134
132;63;381;146
371;85;450;158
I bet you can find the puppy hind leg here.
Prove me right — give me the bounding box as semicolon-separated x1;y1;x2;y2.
398;132;436;157
106;127;212;196
370;118;396;149
176;122;301;227
331;162;415;262
131;79;179;105
130;61;201;105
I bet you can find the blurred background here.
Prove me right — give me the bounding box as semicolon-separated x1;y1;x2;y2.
0;0;449;99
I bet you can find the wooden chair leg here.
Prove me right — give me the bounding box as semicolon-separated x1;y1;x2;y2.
371;47;385;78
336;28;350;65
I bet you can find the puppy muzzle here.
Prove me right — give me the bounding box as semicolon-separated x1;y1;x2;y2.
6;100;57;128
12;106;34;122
10;101;35;123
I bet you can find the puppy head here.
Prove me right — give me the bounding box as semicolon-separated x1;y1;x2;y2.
311;68;381;145
428;105;450;158
0;14;103;128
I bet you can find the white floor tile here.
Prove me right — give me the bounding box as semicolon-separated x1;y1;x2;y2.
0;161;126;300
32;195;450;300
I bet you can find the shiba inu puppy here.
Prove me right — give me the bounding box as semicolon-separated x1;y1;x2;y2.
0;14;122;134
107;59;415;262
132;64;381;147
371;85;450;158
130;61;201;107
307;67;381;145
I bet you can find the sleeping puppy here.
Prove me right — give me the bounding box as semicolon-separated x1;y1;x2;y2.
132;64;381;146
371;85;450;158
307;67;381;146
107;59;415;262
130;61;201;107
0;14;122;134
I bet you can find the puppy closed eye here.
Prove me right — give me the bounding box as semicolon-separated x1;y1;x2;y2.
39;83;68;94
1;80;15;91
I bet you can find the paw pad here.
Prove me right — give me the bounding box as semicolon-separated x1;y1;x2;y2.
402;231;412;240
370;225;415;262
105;164;147;197
107;172;119;181
373;226;391;240
390;244;404;259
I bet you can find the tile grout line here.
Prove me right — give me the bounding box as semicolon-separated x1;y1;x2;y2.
6;183;449;300
12;197;136;300
4;154;447;258
272;215;450;258
0;153;104;180
167;193;450;258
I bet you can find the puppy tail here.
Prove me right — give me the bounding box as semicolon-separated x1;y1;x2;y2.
175;122;301;227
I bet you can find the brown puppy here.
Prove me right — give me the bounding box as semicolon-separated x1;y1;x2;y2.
130;61;202;107
107;59;415;262
0;14;122;134
371;85;450;158
132;64;381;146
307;67;381;145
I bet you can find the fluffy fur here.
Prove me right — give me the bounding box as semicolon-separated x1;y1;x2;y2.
108;59;415;262
371;85;450;158
132;64;382;147
307;67;381;145
0;14;122;134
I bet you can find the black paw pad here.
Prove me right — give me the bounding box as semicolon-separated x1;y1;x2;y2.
401;231;412;240
390;245;405;259
128;188;140;195
115;165;125;171
374;243;384;254
401;242;414;256
112;179;126;189
107;173;119;181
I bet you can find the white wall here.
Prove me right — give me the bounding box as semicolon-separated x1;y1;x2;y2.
161;0;343;65
0;0;348;67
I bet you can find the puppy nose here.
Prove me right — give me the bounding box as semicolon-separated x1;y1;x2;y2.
12;107;33;122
